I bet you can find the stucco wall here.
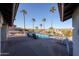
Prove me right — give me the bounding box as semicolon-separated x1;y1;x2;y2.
72;6;79;56
0;12;3;54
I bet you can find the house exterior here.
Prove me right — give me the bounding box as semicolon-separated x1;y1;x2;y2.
58;3;79;56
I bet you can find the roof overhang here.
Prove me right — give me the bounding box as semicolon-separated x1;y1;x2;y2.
58;3;79;21
0;3;19;26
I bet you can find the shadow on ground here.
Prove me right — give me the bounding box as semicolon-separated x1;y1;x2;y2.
1;36;73;56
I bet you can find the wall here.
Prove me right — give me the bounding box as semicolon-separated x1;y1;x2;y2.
72;6;79;56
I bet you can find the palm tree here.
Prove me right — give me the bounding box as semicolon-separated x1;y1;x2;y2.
40;24;42;29
42;18;46;30
49;6;56;28
32;18;35;32
21;9;27;34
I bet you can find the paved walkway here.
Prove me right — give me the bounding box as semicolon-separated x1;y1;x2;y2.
2;36;68;56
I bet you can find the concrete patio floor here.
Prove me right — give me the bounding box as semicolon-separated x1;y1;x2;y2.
1;36;69;56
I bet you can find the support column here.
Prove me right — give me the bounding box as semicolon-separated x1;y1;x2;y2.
0;28;1;55
1;24;8;41
0;11;8;55
72;6;79;56
0;12;3;55
1;24;8;55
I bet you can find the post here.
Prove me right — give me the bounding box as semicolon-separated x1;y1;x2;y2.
1;24;8;55
0;12;3;55
72;6;79;56
0;12;8;55
1;24;8;41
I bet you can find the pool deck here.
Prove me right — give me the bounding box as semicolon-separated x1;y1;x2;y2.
1;36;69;56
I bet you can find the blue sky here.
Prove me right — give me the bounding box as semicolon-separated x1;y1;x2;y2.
14;3;72;29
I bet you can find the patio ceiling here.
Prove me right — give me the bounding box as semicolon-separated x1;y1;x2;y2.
0;3;19;26
58;3;79;21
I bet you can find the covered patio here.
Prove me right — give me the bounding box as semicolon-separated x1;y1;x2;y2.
58;3;79;56
0;3;19;55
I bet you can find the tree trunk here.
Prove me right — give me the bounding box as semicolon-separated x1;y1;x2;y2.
33;22;34;32
23;14;25;35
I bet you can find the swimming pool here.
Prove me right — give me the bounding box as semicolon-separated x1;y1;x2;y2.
27;32;49;39
35;33;49;39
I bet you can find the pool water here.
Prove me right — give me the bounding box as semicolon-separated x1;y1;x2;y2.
35;33;49;39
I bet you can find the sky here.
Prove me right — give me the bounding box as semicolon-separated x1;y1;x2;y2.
14;3;72;29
